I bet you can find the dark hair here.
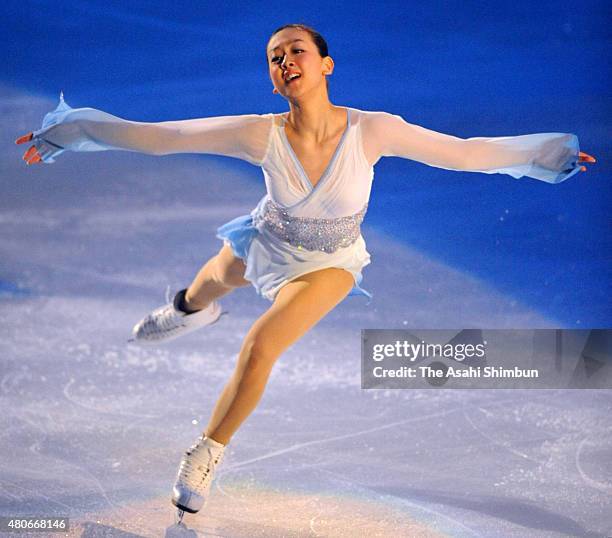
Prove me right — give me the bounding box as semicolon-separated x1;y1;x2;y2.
267;23;330;91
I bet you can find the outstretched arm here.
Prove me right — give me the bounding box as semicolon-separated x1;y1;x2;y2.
360;111;595;184
16;93;273;166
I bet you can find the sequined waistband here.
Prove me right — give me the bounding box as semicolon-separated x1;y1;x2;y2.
253;198;368;254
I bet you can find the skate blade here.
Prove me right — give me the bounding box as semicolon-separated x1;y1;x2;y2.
171;498;199;514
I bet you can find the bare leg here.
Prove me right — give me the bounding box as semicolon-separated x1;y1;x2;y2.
184;242;251;311
204;267;355;445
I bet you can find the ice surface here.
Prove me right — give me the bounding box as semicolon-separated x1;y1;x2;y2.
1;87;611;537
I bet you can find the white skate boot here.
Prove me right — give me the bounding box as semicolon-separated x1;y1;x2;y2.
172;435;227;522
130;288;222;344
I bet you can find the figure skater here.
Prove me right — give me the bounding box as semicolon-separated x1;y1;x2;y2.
16;23;596;523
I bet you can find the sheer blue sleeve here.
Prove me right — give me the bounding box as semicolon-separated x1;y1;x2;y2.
360;111;581;184
31;92;273;166
462;132;581;184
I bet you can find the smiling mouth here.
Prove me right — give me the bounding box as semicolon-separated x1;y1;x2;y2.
284;74;301;84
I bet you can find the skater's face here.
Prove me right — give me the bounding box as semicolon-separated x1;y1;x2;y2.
267;28;333;98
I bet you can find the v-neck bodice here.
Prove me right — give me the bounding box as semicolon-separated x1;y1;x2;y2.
279;108;351;192
260;107;374;218
237;107;374;302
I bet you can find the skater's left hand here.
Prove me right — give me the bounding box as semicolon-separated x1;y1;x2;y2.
578;151;597;173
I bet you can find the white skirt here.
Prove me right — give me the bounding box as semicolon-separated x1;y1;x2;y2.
216;196;372;302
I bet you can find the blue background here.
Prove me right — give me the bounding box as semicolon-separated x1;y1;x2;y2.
4;0;610;326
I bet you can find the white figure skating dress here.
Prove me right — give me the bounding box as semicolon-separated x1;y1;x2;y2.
31;94;581;301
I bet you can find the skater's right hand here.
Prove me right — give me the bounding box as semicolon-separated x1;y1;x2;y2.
15;132;43;165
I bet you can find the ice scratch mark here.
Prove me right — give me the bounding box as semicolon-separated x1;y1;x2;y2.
1;478;77;511
309;514;322;536
575;435;612;494
220;407;460;475
8;403;137;515
62;377;161;419
221;392;554;476
55;456;136;515
461;406;547;465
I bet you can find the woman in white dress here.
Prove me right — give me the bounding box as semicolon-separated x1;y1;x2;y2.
16;23;596;522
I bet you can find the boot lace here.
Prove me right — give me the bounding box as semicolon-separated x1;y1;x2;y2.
177;439;225;496
137;286;189;339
